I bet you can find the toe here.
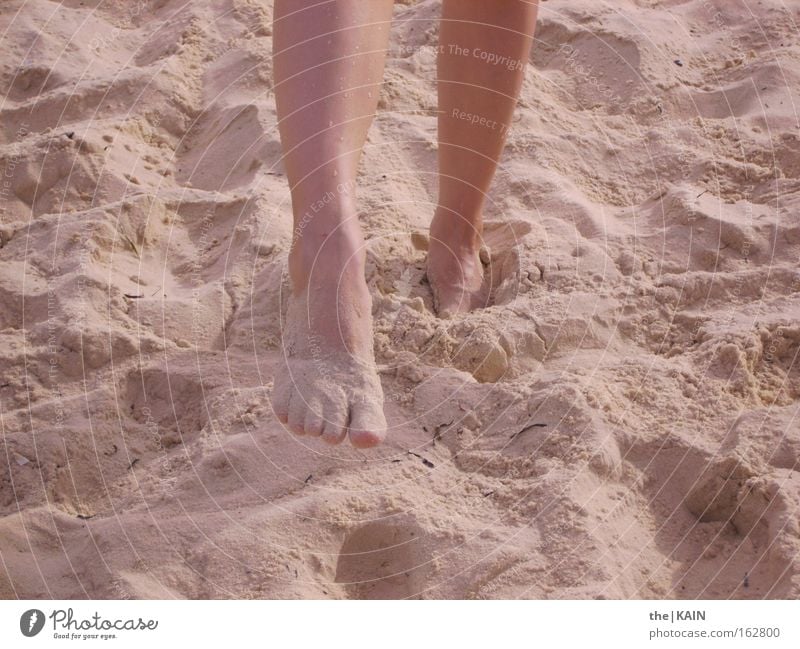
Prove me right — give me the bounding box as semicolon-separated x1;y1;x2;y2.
287;390;308;435
321;420;347;444
303;399;325;437
320;405;348;445
316;384;348;444
347;398;387;448
437;305;455;319
270;374;291;423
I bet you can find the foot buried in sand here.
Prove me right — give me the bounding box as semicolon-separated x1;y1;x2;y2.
426;237;487;317
422;219;534;317
270;241;386;448
425;211;487;317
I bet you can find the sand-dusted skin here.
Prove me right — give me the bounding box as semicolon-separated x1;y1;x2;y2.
269;0;538;444
0;0;798;600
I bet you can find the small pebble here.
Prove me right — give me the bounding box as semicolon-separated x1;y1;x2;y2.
408;296;425;313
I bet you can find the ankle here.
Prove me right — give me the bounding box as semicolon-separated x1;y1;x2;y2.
430;208;482;254
289;221;366;292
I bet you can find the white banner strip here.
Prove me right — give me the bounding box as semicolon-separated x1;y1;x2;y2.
1;600;797;648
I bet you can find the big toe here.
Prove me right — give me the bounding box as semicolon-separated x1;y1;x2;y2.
348;398;387;448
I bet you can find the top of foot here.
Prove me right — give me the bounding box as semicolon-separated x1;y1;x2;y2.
270;239;387;448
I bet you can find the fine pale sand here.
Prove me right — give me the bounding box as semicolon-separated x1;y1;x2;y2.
1;0;799;599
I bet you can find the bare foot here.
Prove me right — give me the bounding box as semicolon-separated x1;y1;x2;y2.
270;227;386;448
426;212;486;317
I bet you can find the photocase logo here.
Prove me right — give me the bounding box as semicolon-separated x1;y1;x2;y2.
20;609;45;637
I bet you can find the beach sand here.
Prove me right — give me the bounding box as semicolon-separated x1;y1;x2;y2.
1;0;799;598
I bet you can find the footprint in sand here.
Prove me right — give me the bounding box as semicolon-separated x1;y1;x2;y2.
334;518;430;599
